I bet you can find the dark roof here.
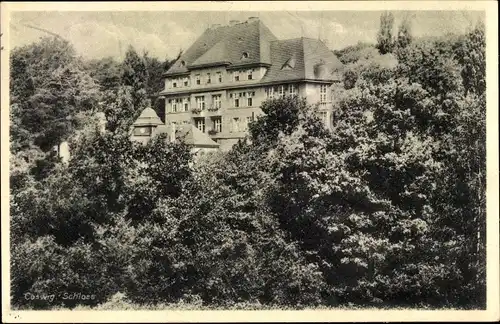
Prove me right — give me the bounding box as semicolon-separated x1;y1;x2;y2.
165;20;344;83
166;20;278;75
261;38;344;83
157;124;219;148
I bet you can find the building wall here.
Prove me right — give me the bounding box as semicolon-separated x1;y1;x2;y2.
163;79;338;151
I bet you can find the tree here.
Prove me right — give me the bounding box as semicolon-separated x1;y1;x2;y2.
121;45;149;110
10;37;100;181
396;14;413;50
84;57;122;92
376;12;395;54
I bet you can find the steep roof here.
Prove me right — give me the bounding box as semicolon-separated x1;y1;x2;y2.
157;124;220;148
133;107;163;126
164;21;344;83
166;19;278;75
260;37;344;83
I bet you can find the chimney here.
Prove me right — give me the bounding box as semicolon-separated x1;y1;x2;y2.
229;20;240;26
247;17;259;23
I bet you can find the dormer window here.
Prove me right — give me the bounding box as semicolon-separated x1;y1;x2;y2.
241;52;249;59
180;60;186;67
282;56;296;70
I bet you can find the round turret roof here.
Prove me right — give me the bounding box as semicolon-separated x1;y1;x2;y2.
133;107;163;126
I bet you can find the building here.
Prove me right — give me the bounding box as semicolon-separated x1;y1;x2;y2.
130;107;220;155
159;17;344;151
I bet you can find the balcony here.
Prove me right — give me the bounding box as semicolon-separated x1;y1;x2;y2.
191;107;202;114
207;104;221;112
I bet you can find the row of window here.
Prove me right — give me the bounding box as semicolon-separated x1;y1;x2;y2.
191;115;256;134
173;110;328;135
193;117;223;133
167;83;328;112
167;69;256;89
229;91;256;108
265;84;298;99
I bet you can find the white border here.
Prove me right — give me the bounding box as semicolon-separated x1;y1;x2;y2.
1;1;498;322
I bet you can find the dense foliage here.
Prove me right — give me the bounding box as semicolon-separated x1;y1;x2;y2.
10;19;486;310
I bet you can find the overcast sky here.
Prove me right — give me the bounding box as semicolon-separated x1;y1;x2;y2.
9;11;484;61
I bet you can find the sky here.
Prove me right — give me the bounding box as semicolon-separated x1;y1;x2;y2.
9;10;484;61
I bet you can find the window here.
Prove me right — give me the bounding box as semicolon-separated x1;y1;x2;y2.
278;85;285;98
234;97;240;108
247;69;253;80
319;111;329;127
266;87;274;99
195;74;201;85
232;117;240;132
196;96;205;110
234;71;240;82
217;72;222;83
289;84;297;96
212;95;222;109
183;98;189;112
171;99;178;112
183;77;189;87
320;84;328;103
247;97;253;107
207;73;211;84
134;126;152;136
242;52;249;59
195;118;205;133
173;80;177;88
213;117;222;132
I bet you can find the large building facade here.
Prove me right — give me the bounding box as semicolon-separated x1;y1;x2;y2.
159;17;343;150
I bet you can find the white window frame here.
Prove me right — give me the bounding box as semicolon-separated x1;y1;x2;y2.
320;84;328;103
267;87;274;99
196;96;205;110
289;84;297;96
195;118;205;133
320;111;329;127
213;95;221;109
213;117;222;132
172;99;178;112
278;85;285;98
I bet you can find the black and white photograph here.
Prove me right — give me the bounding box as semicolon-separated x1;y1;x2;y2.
1;1;498;322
